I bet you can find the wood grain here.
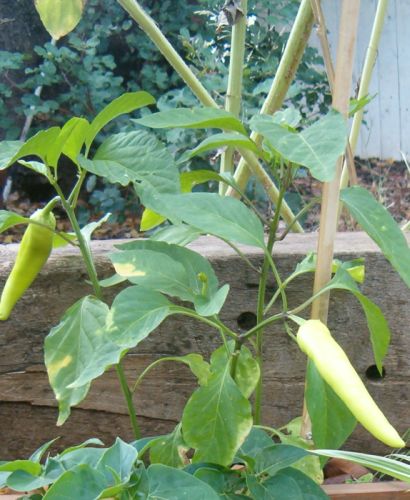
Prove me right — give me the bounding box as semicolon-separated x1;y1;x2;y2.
0;233;409;459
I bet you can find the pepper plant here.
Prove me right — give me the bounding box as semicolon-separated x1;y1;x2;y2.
0;0;409;498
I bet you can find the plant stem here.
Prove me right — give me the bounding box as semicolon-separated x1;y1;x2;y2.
302;1;361;440
116;364;141;439
225;0;314;198
253;180;287;423
220;0;248;194
340;0;388;192
52;181;141;439
117;0;217;108
172;306;238;340
230;338;244;379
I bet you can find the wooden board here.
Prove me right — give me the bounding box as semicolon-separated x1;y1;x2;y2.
0;233;409;460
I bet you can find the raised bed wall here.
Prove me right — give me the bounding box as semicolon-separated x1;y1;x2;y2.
0;233;409;460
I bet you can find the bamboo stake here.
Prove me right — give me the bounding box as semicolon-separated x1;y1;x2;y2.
301;0;361;439
117;0;300;226
225;0;314;199
220;0;248;195
340;0;388;191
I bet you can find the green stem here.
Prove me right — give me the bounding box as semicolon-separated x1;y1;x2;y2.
172;306;238;340
230;338;244;379
220;238;261;274
220;0;248;194
52;181;141;439
253;181;287;423
278;197;320;241
116;364;141;439
239;312;285;341
117;0;217;108
227;0;314;198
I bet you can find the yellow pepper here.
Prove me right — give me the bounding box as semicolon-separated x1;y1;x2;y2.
297;319;405;449
0;204;56;321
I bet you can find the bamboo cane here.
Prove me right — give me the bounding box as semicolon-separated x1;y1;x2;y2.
301;0;361;439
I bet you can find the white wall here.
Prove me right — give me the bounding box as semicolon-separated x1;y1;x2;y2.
311;0;409;160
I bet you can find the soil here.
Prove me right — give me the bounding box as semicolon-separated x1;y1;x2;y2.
0;158;409;243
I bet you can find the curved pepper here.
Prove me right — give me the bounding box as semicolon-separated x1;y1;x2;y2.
297;319;405;449
0;204;56;321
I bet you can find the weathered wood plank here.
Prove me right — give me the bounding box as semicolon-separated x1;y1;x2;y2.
0;233;409;459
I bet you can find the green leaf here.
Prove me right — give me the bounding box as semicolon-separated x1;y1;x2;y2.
212;343;260;398
18;160;49;177
150;224;202;246
340;186;410;288
29;438;60;462
147;464;220;499
0;461;42;476
5;128;61;168
237;428;275;465
79;130;179;193
45;296;118;425
306;360;357;450
0;210;28;233
254;445;308;477
194;466;246;497
149;424;189;468
313;449;410;482
43;464;108;500
135;107;247;134
6;470;51;493
35;0;85;40
182;361;253;466
86;91;156;149
46;117;90;166
179;132;259;163
107;286;172;347
52;231;77;249
138;190;266;248
250;109;347;181
0;141;23;170
259;467;329;499
81;214;111;244
111;240;229;316
96;438;138;483
323;269;391;372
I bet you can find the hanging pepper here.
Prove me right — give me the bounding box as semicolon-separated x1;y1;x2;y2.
0;200;57;321
297;319;405;449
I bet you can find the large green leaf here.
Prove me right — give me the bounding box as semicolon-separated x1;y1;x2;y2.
178;132;259;164
107;286;172;347
45;297;120;425
86;91;155;149
306;360;357;450
43;464;107;500
0;141;23;170
111;240;229;316
341;186;410;288
35;0;85;40
182;360;253;466
149;424;189;468
254;445;308;477
138;189;266;248
323;269;391;372
250;109;347;181
79;130;179;193
135;107;247;134
147;464;220;499
4;128;60;169
256;467;329;499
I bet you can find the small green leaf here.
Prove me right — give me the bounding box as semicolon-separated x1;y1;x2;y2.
96;438;138;483
135;107;247;134
341;186;410;288
46;117;90;166
0;210;28;233
182;362;253;466
6;128;61;168
306;360;357;450
179;132;259;163
18;160;49;177
35;0;85;40
149;424;189;468
0;461;42;476
250;109;347;181
86;91;155;149
254;445;308;477
260;467;329;499
147;464;220;499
